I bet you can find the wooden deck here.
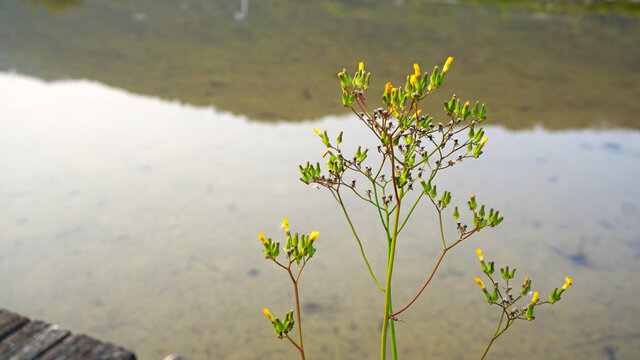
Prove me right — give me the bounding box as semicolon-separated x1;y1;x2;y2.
0;309;136;360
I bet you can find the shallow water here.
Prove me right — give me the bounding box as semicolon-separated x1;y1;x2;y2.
1;1;639;359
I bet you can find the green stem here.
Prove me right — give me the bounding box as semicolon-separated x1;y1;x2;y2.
288;268;306;360
381;205;401;360
480;313;513;360
437;210;446;248
285;334;303;357
337;191;385;292
397;190;424;234
389;300;399;360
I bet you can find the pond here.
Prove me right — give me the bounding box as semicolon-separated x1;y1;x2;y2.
0;1;639;359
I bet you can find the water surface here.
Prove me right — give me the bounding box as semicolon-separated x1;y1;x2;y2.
1;1;639;359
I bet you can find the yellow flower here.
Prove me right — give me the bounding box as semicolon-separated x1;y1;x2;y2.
322;149;331;158
474;277;485;290
309;231;319;243
476;248;484;262
282;218;290;233
313;128;322;137
443;56;454;74
390;106;400;118
531;291;539;304
523;276;530;286
359;61;364;71
413;63;420;77
479;137;488;147
410;74;418;88
384;82;393;95
262;308;275;323
258;233;267;246
562;277;573;291
416;109;422;116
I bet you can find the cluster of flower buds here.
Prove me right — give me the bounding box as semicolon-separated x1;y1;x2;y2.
468;195;504;229
259;219;319;265
444;94;487;123
262;308;295;339
473;248;573;323
338;61;371;107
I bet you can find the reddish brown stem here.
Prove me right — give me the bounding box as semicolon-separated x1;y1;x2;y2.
390;228;478;318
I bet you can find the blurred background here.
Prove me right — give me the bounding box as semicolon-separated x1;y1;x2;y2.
1;0;639;359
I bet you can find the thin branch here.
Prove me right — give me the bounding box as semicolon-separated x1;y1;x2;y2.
336;191;385;292
390;228;478;318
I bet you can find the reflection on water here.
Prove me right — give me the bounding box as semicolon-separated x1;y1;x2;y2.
0;0;638;128
18;0;84;13
1;72;639;359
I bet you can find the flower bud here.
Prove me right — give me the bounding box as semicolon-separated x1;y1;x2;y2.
262;308;275;323
474;277;485;290
531;291;539;305
258;233;268;246
443;56;454;74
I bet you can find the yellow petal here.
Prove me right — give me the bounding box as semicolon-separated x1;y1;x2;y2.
413;63;420;77
282;218;290;232
359;61;364;71
523;276;530;286
384;82;393;95
443;56;454;73
313;128;322;137
410;74;418;88
258;233;267;245
476;248;483;262
479;137;488;146
531;291;539;304
562;277;573;290
262;308;275;322
474;277;485;290
416;109;422;116
309;231;319;242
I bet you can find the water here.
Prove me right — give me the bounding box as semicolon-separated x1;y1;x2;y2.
0;1;639;359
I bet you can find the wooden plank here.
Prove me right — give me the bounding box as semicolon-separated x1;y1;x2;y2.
0;311;29;341
8;324;70;360
0;320;49;358
0;310;136;360
40;333;136;360
85;341;136;360
40;334;105;360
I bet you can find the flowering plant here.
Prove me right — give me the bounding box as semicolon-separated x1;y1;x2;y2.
259;58;572;359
